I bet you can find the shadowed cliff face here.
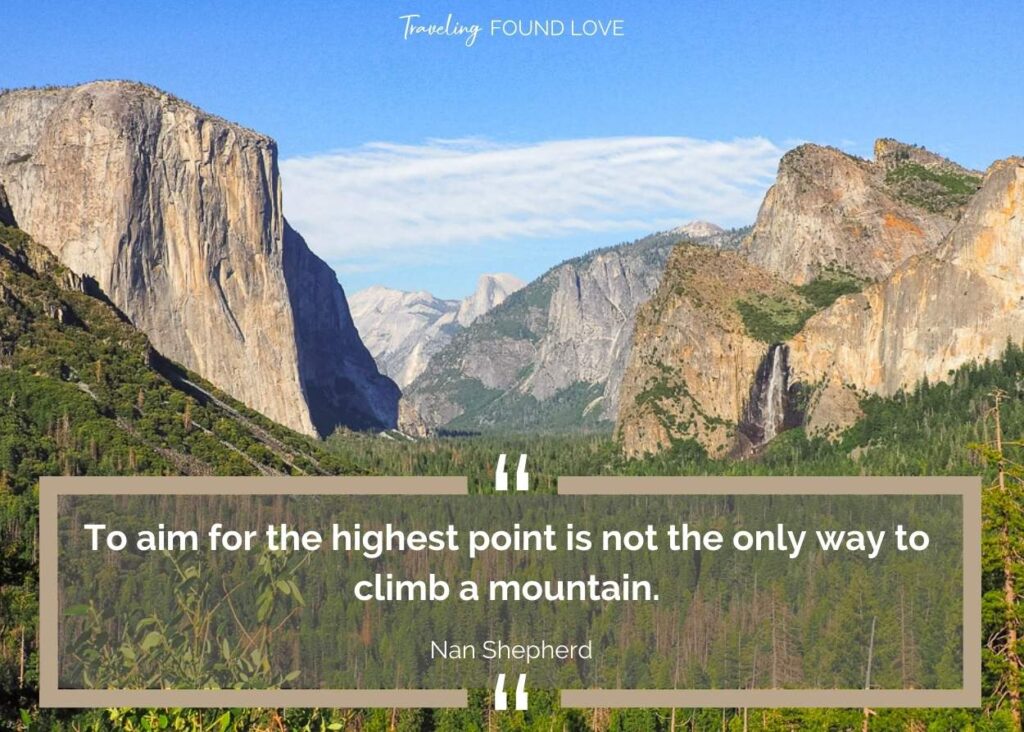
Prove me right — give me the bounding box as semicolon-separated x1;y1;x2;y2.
0;183;15;227
283;222;399;434
0;81;398;436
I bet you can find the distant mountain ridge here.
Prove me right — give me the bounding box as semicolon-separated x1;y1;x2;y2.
350;273;524;388
670;220;725;238
402;224;737;433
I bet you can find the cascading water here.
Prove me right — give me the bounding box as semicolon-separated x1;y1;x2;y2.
761;345;787;443
739;343;799;450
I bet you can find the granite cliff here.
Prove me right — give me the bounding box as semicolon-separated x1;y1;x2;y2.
742;140;978;284
0;81;398;437
0;221;339;476
789;156;1024;435
454;273;525;328
616;245;809;457
616;140;1013;458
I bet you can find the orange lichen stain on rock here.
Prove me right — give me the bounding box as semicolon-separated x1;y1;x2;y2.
1002;178;1023;215
973;229;996;262
883;213;924;236
845;221;868;240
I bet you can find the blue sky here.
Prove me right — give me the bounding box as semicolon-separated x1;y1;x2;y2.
3;1;1023;298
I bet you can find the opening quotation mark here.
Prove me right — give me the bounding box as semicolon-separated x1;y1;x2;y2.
494;672;528;710
494;453;529;492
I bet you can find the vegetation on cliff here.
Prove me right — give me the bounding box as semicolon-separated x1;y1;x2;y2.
736;267;865;343
884;161;982;214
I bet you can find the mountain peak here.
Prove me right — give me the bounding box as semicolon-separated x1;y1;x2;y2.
670;221;725;238
478;272;524;286
873;138;978;176
456;273;525;326
777;143;859;172
742;139;972;284
0;80;273;145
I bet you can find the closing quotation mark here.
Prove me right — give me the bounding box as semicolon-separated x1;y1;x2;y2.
494;454;529;491
494;672;528;710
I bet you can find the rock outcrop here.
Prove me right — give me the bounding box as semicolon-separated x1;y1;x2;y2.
616;147;1021;458
455;273;524;327
349;273;523;388
615;245;809;457
397;397;431;438
742;141;977;285
788;157;1024;434
350;287;461;389
670;221;725;239
0;81;397;436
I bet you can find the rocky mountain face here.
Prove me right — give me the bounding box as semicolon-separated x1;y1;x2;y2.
455;273;524;327
349;273;523;388
616;139;1019;459
789;156;1024;435
350;287;460;389
0;221;340;477
616;245;809;457
0;81;398;437
403;228;717;433
670;221;725;239
741;140;979;284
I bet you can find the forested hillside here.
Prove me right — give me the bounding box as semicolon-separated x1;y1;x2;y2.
61;492;961;697
0;223;356;721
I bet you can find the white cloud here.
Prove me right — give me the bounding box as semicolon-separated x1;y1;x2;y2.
280;136;782;266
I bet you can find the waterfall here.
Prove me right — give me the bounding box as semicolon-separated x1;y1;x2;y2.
739;343;797;450
761;345;787;443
